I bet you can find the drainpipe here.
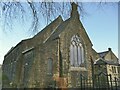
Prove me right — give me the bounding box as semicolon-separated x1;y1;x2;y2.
57;37;60;77
57;37;62;77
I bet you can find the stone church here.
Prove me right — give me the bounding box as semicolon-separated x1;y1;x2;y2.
2;3;119;89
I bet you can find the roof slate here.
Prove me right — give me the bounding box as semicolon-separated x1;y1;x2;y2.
94;58;119;66
98;51;109;58
46;18;71;42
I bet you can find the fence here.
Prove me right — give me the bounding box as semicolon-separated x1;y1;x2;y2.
79;74;120;90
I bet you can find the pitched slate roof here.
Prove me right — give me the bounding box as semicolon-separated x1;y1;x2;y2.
36;16;63;36
94;58;119;66
94;58;107;65
44;18;71;43
98;51;109;58
105;60;120;65
34;16;63;42
44;15;92;45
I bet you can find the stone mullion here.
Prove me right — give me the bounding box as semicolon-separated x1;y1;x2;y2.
73;46;75;66
81;46;84;64
76;45;79;66
70;44;74;66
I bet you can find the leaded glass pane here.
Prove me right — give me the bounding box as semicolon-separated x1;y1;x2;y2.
78;46;82;65
70;45;74;66
81;47;84;63
74;45;78;67
70;35;85;67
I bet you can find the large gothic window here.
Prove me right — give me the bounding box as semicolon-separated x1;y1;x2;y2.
70;35;84;67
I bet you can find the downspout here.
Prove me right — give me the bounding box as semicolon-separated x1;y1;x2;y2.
57;37;62;77
58;37;60;77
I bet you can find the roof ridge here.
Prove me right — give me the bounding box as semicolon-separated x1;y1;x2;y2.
98;51;109;58
44;18;71;43
98;51;109;54
34;15;63;38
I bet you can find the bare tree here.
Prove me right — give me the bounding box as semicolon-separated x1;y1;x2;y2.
0;0;116;34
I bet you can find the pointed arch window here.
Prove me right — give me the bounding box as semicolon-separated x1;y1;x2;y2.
70;35;84;67
48;58;53;75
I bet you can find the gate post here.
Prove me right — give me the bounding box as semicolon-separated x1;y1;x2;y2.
107;74;110;90
98;76;100;90
114;77;117;90
80;74;82;89
90;56;95;89
109;74;113;90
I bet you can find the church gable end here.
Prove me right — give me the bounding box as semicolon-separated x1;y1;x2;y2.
104;48;118;63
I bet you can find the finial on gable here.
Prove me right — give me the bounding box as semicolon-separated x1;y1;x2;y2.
71;2;79;19
108;48;111;51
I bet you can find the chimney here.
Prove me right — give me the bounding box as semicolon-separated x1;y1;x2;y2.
108;48;111;51
71;2;79;19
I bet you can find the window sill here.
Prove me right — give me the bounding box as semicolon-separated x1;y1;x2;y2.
69;67;87;71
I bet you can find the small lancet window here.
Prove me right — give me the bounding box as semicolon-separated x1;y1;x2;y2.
48;58;53;75
70;35;85;67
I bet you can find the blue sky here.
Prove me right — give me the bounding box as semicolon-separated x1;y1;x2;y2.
0;2;118;64
81;3;118;53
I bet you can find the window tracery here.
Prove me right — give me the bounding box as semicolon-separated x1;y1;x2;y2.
70;35;84;67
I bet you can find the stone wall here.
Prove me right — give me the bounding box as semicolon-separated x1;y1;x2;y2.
2;9;97;88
